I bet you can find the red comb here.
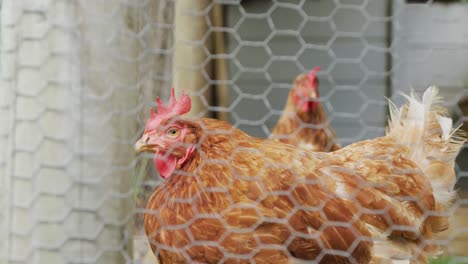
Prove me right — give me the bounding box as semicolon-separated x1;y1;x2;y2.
307;67;320;85
145;88;191;131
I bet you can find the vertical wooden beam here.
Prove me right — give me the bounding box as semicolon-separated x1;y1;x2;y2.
211;4;230;122
172;0;212;117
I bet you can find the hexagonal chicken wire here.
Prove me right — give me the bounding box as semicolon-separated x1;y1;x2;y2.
1;0;467;263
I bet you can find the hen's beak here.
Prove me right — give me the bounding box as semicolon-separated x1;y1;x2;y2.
134;139;148;153
309;89;318;99
135;134;158;154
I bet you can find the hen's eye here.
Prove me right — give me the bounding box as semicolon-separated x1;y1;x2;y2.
167;128;179;137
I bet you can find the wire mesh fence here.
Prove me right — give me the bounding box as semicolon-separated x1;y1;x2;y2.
0;0;467;263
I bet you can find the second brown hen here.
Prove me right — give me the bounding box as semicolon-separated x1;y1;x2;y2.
271;67;341;152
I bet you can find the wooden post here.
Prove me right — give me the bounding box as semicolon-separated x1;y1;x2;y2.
211;4;230;122
172;0;212;117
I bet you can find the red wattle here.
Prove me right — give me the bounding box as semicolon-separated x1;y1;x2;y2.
154;154;177;179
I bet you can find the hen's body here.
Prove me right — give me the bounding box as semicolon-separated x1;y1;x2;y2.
272;100;341;152
141;87;465;264
146;120;372;263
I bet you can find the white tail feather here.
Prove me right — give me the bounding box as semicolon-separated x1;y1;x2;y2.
436;116;452;141
387;86;466;211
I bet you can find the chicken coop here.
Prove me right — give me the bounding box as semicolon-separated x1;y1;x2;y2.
1;0;467;263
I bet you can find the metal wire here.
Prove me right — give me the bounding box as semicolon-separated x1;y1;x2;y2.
0;0;467;263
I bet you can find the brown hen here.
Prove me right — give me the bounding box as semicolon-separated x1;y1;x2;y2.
271;67;341;152
136;87;465;264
